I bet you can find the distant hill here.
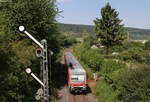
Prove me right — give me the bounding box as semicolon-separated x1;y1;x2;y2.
58;23;150;40
58;23;94;35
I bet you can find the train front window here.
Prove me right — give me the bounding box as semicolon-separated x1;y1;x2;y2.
71;75;85;83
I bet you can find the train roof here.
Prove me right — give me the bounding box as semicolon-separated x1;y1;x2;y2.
64;52;86;75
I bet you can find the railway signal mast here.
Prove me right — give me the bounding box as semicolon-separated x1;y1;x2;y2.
19;26;50;102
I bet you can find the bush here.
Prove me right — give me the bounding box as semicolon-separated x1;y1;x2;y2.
96;80;122;102
100;59;126;78
81;49;104;72
109;68;128;90
144;41;150;50
117;44;145;63
118;66;150;102
100;59;127;91
59;35;78;47
73;45;104;72
110;41;144;53
100;60;150;102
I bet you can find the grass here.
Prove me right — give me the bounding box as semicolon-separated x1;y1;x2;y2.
95;80;122;102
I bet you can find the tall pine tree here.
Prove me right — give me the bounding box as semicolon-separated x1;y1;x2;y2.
94;3;126;53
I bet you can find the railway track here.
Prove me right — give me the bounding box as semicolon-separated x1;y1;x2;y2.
72;94;90;102
82;95;90;102
72;95;76;102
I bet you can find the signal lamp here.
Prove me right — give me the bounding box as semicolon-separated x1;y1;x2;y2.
36;48;43;58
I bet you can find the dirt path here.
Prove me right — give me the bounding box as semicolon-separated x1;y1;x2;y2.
56;48;100;102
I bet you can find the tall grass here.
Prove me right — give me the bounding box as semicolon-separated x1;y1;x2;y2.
95;80;121;102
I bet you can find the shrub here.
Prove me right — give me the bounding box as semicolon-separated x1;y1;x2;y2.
101;59;126;77
117;45;145;63
109;68;128;90
96;80;122;102
81;49;104;72
100;59;125;85
144;41;150;50
118;66;150;102
110;41;144;53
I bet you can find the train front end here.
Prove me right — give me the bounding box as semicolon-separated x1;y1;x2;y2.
69;70;87;93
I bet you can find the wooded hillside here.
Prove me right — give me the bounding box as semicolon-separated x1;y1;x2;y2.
58;23;150;40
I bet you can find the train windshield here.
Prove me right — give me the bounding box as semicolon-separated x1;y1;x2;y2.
71;75;85;83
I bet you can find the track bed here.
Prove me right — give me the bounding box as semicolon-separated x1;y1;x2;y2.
57;86;99;102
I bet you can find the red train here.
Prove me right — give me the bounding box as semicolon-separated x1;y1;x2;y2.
64;52;88;93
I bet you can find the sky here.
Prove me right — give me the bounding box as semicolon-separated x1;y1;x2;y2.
56;0;150;29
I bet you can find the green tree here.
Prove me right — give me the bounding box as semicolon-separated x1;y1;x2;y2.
0;40;38;102
59;34;77;47
94;3;126;53
82;30;97;49
0;0;60;101
118;66;150;102
144;41;150;50
0;0;60;52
